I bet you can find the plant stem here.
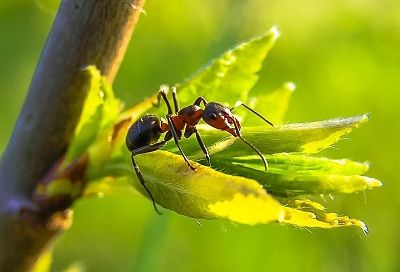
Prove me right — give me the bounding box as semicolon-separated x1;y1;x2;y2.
0;0;145;270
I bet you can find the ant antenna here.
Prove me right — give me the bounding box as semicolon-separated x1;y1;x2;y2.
238;136;268;172
231;117;269;172
231;101;274;127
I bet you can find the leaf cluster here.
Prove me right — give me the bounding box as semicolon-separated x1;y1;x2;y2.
38;27;381;233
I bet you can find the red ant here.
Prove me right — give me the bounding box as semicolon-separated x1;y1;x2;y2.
126;86;274;214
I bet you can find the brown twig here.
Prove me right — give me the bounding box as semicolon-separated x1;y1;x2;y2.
0;0;145;270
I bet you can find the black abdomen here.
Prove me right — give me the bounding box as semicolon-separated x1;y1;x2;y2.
126;114;162;151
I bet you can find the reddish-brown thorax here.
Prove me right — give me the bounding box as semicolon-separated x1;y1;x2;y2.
159;105;204;134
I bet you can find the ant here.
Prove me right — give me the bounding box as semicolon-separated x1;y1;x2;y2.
126;86;274;214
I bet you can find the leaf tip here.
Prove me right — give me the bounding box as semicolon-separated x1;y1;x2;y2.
251;25;280;50
284;82;296;92
361;113;370;123
361;222;369;237
80;65;100;77
270;25;281;40
351;219;369;236
365;177;383;188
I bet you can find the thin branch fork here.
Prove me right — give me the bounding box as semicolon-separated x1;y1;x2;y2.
0;0;145;271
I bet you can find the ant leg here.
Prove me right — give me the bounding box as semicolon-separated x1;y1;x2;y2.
131;154;161;215
195;130;211;167
154;86;173;115
183;127;210;166
171;87;180;113
131;140;167;215
167;116;196;170
231;101;274;127
193;96;208;107
153;86;167;107
132;141;168;156
230;117;269;172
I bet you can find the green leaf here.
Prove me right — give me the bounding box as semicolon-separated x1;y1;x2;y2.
165;114;369;160
199;114;369;158
245;82;296;125
107;150;285;225
65;66;103;163
65;66;121;171
176;26;280;106
212;154;382;197
32;249;52;272
98;75;121;130
102;149;371;230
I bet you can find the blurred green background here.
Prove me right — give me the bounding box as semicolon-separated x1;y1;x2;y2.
0;0;399;271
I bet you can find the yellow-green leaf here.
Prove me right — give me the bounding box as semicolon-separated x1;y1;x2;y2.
109;150;285;225
65;66;121;164
165;114;369;161
280;199;368;234
212;154;382;197
176;26;280;106
245;82;296;125
191;114;370;158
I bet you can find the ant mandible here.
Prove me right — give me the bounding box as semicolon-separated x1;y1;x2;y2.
125;86;274;214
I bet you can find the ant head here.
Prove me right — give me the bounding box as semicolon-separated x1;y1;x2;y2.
202;102;241;136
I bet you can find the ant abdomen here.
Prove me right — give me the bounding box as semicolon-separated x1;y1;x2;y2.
126;114;162;151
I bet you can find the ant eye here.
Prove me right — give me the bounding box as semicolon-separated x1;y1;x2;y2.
210;113;217;120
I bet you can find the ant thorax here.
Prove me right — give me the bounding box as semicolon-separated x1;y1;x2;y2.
178;105;204;127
